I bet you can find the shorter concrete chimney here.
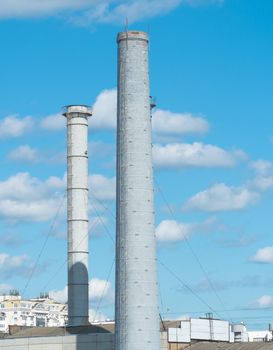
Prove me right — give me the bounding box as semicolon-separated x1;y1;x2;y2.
62;105;92;326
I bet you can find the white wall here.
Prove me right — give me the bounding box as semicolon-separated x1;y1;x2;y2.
0;333;114;350
0;332;169;350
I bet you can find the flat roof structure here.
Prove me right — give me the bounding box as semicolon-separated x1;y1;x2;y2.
3;325;111;338
188;342;273;349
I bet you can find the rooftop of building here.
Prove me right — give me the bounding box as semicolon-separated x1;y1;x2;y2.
188;342;273;349
2;325;111;339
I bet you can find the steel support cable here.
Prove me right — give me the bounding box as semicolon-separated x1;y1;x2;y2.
90;186;222;322
86;194;221;318
82;193;116;322
89;192;116;221
92;258;115;322
90;200;115;244
87;199;116;323
41;206;109;292
69;202;115;322
227;315;273;321
90;184;226;323
158;269;168;329
158;259;222;319
243;322;273;327
43;253;115;325
158;281;166;317
155;179;233;322
22;192;66;298
88;193;117;319
161;306;273;315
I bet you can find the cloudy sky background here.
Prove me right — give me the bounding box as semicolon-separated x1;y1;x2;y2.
1;0;273;328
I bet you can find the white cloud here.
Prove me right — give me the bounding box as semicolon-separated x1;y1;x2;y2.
91;89;210;136
91;89;117;130
156;218;216;242
0;253;32;279
89;278;112;301
0;172;66;222
7;144;66;165
49;286;67;304
0;172;115;222
40;113;64;131
0;0;181;23
94;89;212;138
251;176;273;192
0;0;94;18
182;159;273;214
153;143;245;169
249;160;273;192
254;295;273;308
45;175;66;190
153;110;209;136
49;278;113;304
252;246;273;264
251;160;273;176
0;199;64;222
82;0;182;25
74;0;223;25
89;174;116;201
183;183;259;212
0;115;33;139
156;220;192;242
40;88;210;139
0;173;65;201
8;145;39;162
0;0;222;22
40;89;116;132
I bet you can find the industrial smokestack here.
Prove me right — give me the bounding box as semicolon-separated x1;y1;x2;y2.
63;105;92;327
115;31;160;350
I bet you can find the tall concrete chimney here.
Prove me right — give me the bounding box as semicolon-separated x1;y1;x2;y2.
115;31;160;350
63;105;92;326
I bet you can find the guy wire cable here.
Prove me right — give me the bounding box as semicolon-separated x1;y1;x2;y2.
155;178;233;322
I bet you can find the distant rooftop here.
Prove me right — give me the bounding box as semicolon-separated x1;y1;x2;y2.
188;342;273;349
4;325;111;339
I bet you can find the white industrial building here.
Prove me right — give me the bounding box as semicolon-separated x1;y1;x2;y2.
248;331;273;342
167;317;233;344
1;305;272;349
166;318;272;345
0;292;67;333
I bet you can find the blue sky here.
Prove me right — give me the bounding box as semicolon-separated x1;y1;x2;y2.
0;0;273;330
